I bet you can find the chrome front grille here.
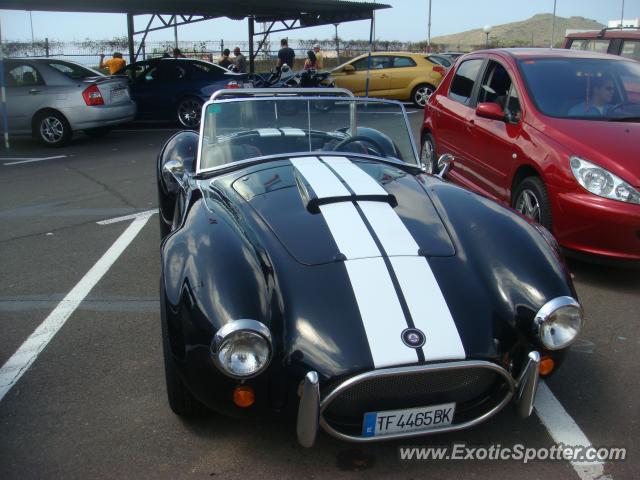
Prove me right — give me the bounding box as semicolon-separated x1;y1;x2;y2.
319;361;515;441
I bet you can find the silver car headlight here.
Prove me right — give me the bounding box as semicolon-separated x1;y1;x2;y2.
535;297;583;350
570;156;640;204
211;320;272;378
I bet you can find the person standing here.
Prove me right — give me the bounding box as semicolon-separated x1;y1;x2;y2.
312;44;324;69
99;52;126;74
219;49;233;69
277;38;295;71
233;47;247;73
303;50;317;70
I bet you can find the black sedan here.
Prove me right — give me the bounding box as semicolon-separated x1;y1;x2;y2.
156;88;582;446
117;58;240;128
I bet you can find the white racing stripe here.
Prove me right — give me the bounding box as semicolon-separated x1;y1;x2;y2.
291;157;349;199
319;203;379;259
280;128;306;137
390;256;465;361
321;156;387;195
293;155;465;364
0;211;155;402
345;258;419;368
257;128;282;137
358;201;419;256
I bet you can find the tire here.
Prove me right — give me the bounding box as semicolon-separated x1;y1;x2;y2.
176;96;203;129
84;126;112;138
512;176;553;230
411;83;435;108
420;133;437;174
33;111;72;147
160;281;207;417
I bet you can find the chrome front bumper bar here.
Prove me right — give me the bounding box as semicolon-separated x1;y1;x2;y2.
296;352;541;447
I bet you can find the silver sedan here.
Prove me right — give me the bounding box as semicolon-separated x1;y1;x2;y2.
3;58;136;146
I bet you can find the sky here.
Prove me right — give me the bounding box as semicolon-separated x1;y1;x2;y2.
1;0;639;43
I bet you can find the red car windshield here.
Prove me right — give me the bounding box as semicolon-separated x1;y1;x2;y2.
518;58;640;121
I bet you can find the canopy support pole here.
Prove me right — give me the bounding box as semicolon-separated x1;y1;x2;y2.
127;14;135;64
364;15;374;97
248;16;255;73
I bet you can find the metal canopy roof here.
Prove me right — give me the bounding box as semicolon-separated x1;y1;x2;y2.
0;0;389;23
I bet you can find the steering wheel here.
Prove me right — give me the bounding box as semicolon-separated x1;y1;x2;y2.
332;135;386;156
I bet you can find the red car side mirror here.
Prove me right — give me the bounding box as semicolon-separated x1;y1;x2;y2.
476;102;505;121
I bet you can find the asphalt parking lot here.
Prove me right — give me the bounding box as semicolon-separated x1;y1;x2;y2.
0;113;638;480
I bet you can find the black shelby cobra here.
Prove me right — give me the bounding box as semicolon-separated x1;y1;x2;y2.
157;88;583;446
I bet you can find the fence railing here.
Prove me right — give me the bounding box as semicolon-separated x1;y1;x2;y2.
2;38;483;72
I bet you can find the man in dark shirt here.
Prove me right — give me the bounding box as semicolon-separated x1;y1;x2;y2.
219;49;233;69
233;47;247;73
277;38;295;70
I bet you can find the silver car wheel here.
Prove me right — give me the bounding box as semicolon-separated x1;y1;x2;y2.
515;189;541;223
414;86;433;108
40;116;65;144
420;137;435;174
177;98;202;129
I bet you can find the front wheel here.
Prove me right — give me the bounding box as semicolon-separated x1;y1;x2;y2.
176;97;203;129
411;84;435;108
512;176;553;230
160;281;208;417
33;111;72;147
420;133;437;174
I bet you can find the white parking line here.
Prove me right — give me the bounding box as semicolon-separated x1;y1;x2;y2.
535;381;611;480
0;210;156;402
3;155;68;166
96;209;158;225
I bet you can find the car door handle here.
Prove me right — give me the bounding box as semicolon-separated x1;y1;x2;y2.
379;74;389;78
28;89;40;95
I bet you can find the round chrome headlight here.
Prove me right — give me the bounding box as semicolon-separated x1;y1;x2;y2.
212;320;272;378
535;297;583;350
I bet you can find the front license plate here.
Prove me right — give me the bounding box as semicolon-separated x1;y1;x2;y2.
362;402;455;437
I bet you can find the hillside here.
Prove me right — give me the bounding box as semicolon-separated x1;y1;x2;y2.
431;14;604;48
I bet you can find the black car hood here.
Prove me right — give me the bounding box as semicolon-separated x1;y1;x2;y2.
232;156;455;265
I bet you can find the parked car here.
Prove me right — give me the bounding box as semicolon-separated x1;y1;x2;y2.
425;54;454;70
563;27;640;61
156;88;582;446
331;52;447;107
422;48;640;262
2;58;135;147
116;57;242;129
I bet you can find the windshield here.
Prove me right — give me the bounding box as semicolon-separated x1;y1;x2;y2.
198;97;418;173
518;57;640;121
46;60;103;79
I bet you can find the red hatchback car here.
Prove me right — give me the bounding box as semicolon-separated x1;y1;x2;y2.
422;48;640;262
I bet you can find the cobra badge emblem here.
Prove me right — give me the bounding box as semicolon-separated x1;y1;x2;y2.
401;328;426;349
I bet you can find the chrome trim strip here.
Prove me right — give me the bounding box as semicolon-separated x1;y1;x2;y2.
297;371;320;448
515;351;540;418
209;87;355;102
318;361;515;443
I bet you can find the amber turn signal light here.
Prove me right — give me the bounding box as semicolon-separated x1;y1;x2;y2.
539;356;555;376
233;386;255;408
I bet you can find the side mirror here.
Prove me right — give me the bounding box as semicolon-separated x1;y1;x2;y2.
343;64;355;74
436;154;454;179
476;102;505;121
162;159;186;195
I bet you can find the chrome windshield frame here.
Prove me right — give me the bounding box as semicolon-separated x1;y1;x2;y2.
195;89;420;175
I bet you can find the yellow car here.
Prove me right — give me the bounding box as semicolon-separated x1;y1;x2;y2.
331;52;447;107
